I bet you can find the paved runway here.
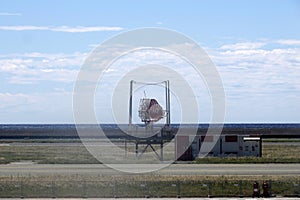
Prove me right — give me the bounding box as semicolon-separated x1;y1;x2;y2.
0;198;297;200
0;163;299;176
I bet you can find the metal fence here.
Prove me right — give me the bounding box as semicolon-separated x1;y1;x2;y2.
0;179;300;198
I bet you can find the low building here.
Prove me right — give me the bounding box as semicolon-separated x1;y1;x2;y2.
175;134;261;161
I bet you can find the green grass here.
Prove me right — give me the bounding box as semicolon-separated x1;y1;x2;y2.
0;139;82;143
194;143;300;164
0;145;100;164
263;138;300;143
0;174;299;198
193;157;300;164
1;139;299;198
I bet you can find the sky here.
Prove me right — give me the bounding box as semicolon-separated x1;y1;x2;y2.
0;0;300;123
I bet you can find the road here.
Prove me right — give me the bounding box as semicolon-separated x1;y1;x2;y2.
0;163;299;176
0;198;296;200
0;198;297;200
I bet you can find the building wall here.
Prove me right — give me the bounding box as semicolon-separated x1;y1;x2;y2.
175;134;261;160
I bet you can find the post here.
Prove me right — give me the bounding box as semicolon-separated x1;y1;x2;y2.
208;181;212;198
20;180;24;199
160;139;163;161
239;180;243;197
82;180;87;198
114;180;117;198
297;181;300;197
268;179;272;197
124;139;127;158
221;181;224;197
177;180;181;198
145;181;150;198
298;181;300;196
165;80;170;126
220;138;223;155
129;80;134;126
51;180;56;198
135;142;139;159
252;181;260;198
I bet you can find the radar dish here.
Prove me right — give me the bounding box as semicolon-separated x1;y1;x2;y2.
138;98;164;123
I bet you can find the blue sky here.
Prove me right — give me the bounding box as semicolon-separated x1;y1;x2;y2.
0;0;300;123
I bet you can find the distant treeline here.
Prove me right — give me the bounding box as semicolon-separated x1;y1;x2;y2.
0;124;300;139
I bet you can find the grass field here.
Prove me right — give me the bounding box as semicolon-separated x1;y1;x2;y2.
1;139;300;164
194;143;300;164
0;174;299;198
1;139;299;197
263;138;300;143
0;144;99;164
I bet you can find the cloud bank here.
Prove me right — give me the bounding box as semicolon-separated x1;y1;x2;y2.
0;52;86;84
0;25;123;32
0;39;299;122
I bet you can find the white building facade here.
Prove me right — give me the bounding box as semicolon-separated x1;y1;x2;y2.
175;135;261;161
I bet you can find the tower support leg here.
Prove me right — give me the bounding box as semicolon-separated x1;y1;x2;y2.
135;142;138;159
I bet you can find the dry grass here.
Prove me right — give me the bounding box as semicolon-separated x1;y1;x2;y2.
263;144;300;159
1;140;300;197
0;141;300;164
0;144;99;164
0;174;299;198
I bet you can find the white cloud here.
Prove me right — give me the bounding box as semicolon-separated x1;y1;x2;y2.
9;69;78;84
0;52;87;84
0;92;73;123
0;93;31;110
207;40;300;122
0;26;47;31
52;26;123;32
276;39;300;46
209;41;300;101
0;25;123;32
88;44;99;49
0;12;22;16
220;42;265;50
0;40;299;122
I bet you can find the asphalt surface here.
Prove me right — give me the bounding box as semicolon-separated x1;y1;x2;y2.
0;199;298;200
0;163;299;176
